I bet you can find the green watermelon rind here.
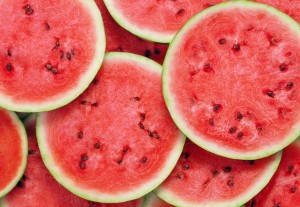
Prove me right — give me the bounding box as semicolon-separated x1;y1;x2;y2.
0;0;106;113
154;151;282;207
36;52;186;203
0;110;28;199
142;192;165;207
163;1;300;160
103;0;174;43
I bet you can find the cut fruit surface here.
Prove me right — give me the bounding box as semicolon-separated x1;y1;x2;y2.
95;0;168;64
163;1;300;159
103;0;227;43
0;108;27;198
0;114;144;207
246;138;300;207
37;52;185;203
0;0;105;112
155;140;281;207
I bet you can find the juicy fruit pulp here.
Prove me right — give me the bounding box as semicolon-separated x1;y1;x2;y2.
246;139;300;207
0;0;105;112
94;0;168;64
0;109;27;198
37;53;185;203
163;1;300;159
155;140;281;207
103;0;228;43
0;115;143;207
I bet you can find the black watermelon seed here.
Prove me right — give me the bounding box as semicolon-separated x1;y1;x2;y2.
291;186;297;193
213;104;222;112
274;203;280;207
148;130;153;137
288;165;294;172
249;160;255;165
256;125;263;132
232;43;240;51
45;23;50;30
208;118;214;126
45;63;52;70
7;50;12;56
177;173;184;179
219;38;226;45
266;90;275;98
133;97;140;102
94;143;100;149
92;79;99;85
183;152;189;159
212;170;219;177
53;39;60;49
66;52;72;60
229;127;237;133
183;163;189;170
52;68;58;74
81;154;88;161
138;122;144;129
227;179;234;187
77;131;83;139
6;63;12;71
237;112;243;120
250;200;256;207
81;101;87;105
237;132;243;139
279;63;287;72
24;4;33;15
16;181;24;188
140;113;146;121
141;157;148;163
91;102;98;107
223;166;232;173
286;82;294;90
154;48;160;55
79;161;85;169
28;150;35;155
177;9;185;15
60;51;65;58
22;175;27;181
117;159;122;164
144;50;151;58
152;131;160;139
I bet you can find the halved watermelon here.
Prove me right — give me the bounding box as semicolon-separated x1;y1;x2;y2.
163;1;300;159
36;52;185;203
143;193;173;207
0;0;105;112
0;114;144;207
246;138;300;207
155;140;281;207
103;0;227;43
0;108;27;198
94;0;168;64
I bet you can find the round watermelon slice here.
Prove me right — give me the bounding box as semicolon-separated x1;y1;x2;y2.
245;139;300;207
0;108;27;198
103;0;228;43
163;1;300;159
155;139;281;207
143;193;173;207
0;114;144;207
0;0;105;112
94;0;168;64
36;52;186;203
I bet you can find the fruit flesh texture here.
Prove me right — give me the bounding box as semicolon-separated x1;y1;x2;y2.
41;54;183;194
1;115;143;207
95;0;167;64
0;0;98;104
105;0;227;39
157;140;279;205
0;109;24;193
166;3;300;154
253;0;300;23
246;140;300;207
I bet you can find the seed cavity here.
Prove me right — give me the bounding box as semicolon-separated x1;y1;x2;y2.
223;166;232;173
45;63;52;70
286;82;294;90
279;63;287;72
53;39;60;50
219;38;226;45
291;186;297;193
7;50;12;56
66;52;72;60
91;102;98;107
237;132;243;139
60;51;64;58
117;159;123;164
249;160;255;165
266;90;275;98
45;23;50;30
177;173;184;180
77;131;83;139
213;104;222;113
183;163;189;170
152;131;160;139
141;157;148;163
138;122;144;129
81;101;88;105
229;127;237;134
232;43;240;51
148;130;153;137
288;165;294;173
22;175;27;181
79;161;85;169
133;97;140;102
140;113;146;121
250;200;256;207
92;79;99;85
5;63;13;71
203;63;213;73
227;178;234;187
154;49;160;55
28;150;35;155
183;152;189;159
203;178;210;186
212;170;219;177
81;154;88;161
24;4;33;15
177;9;185;15
94;142;100;149
237;112;243;120
144;50;151;58
52;68;58;74
16;181;24;188
256;124;263;132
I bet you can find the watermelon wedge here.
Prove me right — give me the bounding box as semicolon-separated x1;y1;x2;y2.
143;193;173;207
245;138;300;207
94;0;168;64
0;108;27;198
155;140;281;207
36;52;185;203
0;0;105;112
103;0;227;43
0;114;144;207
163;1;300;159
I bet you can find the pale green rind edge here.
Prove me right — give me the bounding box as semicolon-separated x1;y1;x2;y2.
103;0;174;43
163;0;300;160
154;151;282;207
0;110;28;199
36;52;186;203
0;0;106;113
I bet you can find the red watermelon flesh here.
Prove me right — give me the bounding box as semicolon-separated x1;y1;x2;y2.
246;139;300;207
0;114;143;207
0;109;27;198
0;0;105;112
36;53;185;202
155;139;281;207
94;0;167;64
252;0;300;23
163;1;300;159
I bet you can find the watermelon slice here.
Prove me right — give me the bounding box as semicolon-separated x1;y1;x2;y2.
0;114;144;207
103;0;227;43
155;139;281;207
0;0;105;112
245;139;300;207
94;0;168;64
0;108;27;198
143;193;173;207
163;1;300;159
252;0;300;23
36;52;185;203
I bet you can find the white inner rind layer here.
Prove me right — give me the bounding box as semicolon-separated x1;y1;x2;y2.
155;151;282;207
0;0;106;113
103;0;174;43
0;110;28;198
36;52;186;203
163;1;300;160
